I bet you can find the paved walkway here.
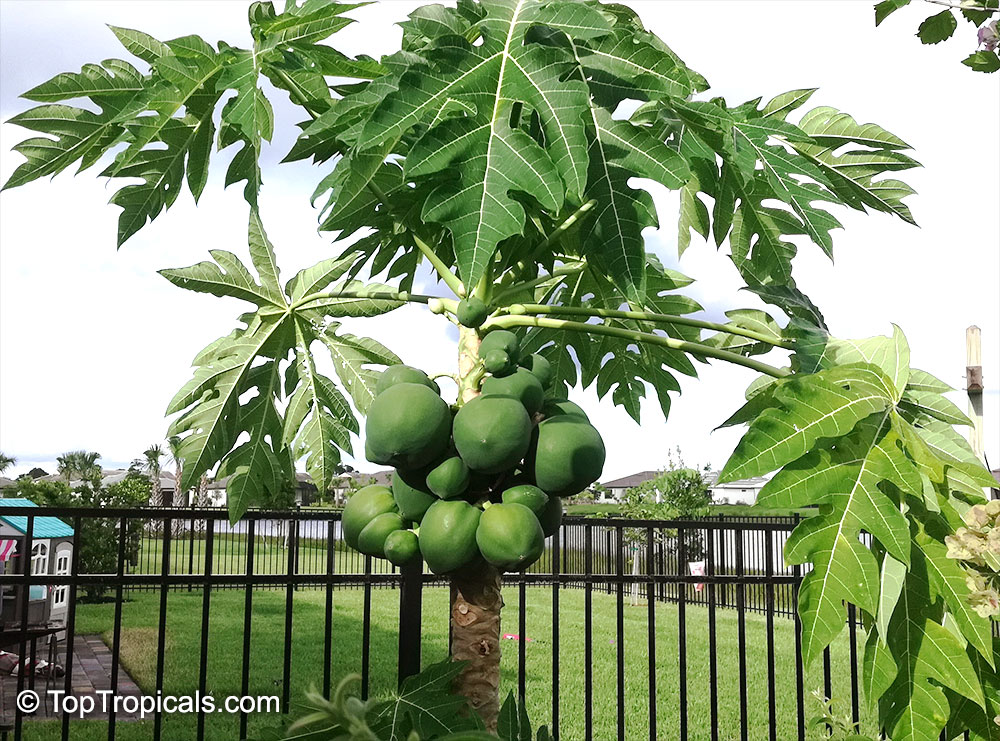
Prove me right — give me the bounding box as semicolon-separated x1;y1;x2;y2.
1;635;143;722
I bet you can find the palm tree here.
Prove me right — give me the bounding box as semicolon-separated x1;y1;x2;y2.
0;452;15;475
144;444;164;506
57;450;102;484
167;435;185;507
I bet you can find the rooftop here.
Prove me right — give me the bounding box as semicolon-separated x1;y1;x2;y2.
0;498;75;538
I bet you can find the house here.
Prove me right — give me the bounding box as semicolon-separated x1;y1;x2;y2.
704;471;769;505
600;471;661;501
0;498;74;635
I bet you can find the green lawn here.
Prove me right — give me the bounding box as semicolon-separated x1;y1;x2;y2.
19;586;871;740
564;503;816;518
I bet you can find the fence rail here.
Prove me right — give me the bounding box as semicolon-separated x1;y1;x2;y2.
0;506;871;741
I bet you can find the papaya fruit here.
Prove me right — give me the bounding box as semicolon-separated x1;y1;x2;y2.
452;395;532;474
481;368;544;416
457;297;489;328
419;499;482;574
384;529;421;567
528;416;606;496
392;468;437;522
375;365;438;396
343;485;397;549
483;349;515;377
426;456;470;500
540;398;589;421
365;383;451;468
476;502;544;571
479;329;520;364
501;484;562;537
519;353;553;389
357;512;405;558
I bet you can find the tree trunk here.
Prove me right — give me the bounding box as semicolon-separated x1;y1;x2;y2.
450;565;503;730
450;325;503;729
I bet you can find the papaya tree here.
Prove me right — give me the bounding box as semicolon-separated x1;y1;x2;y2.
4;0;998;736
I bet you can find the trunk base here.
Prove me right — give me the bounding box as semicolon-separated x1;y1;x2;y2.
450;566;503;730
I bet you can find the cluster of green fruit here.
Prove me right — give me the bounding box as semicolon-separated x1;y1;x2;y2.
343;328;605;575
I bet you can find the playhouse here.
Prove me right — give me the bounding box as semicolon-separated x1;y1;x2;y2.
0;499;74;633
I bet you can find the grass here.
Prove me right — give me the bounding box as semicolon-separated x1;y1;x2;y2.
18;586;871;741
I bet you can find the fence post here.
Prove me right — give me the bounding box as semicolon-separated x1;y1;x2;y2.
397;561;423;687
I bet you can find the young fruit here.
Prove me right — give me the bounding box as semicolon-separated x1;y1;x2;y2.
392;468;438;522
426;456;470;500
518;353;553;389
452;395;532;474
384;529;421;567
365;383;452;468
476;502;544;571
358;512;406;558
456;297;489;328
528;416;606;496
481;368;544;415
479;329;520;364
483;349;515;377
501;484;562;537
343;485;397;549
419;499;482;574
540;398;589;421
375;365;439;396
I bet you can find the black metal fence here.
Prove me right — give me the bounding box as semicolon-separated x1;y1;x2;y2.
0;507;870;741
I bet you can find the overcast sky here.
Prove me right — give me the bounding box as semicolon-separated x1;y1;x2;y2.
0;0;997;483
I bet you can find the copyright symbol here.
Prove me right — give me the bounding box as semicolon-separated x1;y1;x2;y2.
17;690;40;713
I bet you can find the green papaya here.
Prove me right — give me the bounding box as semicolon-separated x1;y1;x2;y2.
426;456;470;500
483;349;515;377
343;485;397;549
392;468;437;522
365;383;451;468
476;503;544;571
518;353;553;389
528;416;606;496
419;499;482;574
357;512;405;558
540;398;589;421
452;395;532;474
501;484;562;537
384;529;421;567
375;365;438;396
479;330;520;364
481;368;544;416
456;297;489;328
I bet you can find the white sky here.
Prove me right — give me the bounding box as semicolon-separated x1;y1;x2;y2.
0;0;997;482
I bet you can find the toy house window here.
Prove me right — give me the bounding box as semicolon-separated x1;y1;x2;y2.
30;542;48;601
53;550;70;610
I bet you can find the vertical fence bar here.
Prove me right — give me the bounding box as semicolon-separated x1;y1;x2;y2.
585;525;593;741
61;516;83;741
106;516;129;740
678;524;688;741
793;539;805;740
14;513;35;741
848;603;860;726
616;525;625;741
197;522;215;741
239;519;256;741
323;519;336;696
153;516;172;741
707;526;718;741
518;575;527;704
188;508;196;593
735;525;748;741
646;526;656;741
552;522;561;740
282;518;297;714
765;529;777;741
362;554;372;699
398;561;423;687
